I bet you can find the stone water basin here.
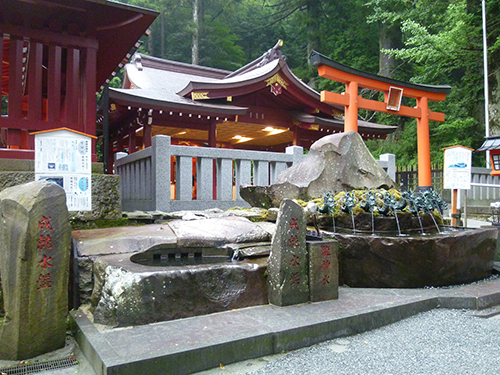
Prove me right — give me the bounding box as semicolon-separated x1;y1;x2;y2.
90;251;268;327
74;215;498;327
73;217;274;327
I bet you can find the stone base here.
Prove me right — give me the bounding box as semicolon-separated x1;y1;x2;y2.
333;227;498;288
91;254;268;327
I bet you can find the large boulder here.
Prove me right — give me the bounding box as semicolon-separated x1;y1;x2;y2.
240;131;396;207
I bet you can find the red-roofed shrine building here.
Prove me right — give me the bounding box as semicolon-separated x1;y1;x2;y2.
108;40;397;167
0;0;157;160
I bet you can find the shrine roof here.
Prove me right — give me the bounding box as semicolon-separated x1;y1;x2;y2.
112;51;343;117
309;51;452;94
1;0;158;89
176;59;284;97
477;136;500;152
123;54;229;92
110;43;398;138
292;113;398;136
110;54;247;115
110;88;248;116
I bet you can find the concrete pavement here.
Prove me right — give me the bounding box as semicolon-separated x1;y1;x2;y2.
67;275;500;375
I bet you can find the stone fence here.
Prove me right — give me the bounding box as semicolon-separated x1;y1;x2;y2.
458;167;500;210
115;135;396;213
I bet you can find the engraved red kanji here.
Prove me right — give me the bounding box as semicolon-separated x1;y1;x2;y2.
322;245;331;257
290;254;300;267
37;234;53;251
38;216;53;231
288;235;299;248
321;274;331;285
37;273;52;289
322;259;331;270
38;254;53;269
289;218;299;230
290;272;300;285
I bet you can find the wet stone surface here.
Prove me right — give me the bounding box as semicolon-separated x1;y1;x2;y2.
267;199;309;306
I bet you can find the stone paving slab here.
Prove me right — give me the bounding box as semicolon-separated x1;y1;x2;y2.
73;224;177;257
68;278;500;375
73;217;274;257
168;216;271;247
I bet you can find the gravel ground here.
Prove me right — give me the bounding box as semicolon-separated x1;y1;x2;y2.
200;309;500;375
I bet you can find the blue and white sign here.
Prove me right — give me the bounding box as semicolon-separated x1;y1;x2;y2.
34;129;94;211
443;146;472;190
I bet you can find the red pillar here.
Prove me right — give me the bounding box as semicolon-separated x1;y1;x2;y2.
208;121;217;147
416;96;432;189
293;125;301;146
143;123;152;148
345;81;358;132
128;128;137;153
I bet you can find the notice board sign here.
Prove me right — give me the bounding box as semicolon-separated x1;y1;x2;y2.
33;128;96;211
443;145;473;190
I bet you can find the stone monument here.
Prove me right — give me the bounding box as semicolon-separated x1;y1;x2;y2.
267;199;309;306
0;181;71;360
307;240;339;302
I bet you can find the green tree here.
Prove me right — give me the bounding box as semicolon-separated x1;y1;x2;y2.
364;0;499;167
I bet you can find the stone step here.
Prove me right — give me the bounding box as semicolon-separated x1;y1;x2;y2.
468;305;500;319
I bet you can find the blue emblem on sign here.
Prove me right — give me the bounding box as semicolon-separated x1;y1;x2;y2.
79;177;88;192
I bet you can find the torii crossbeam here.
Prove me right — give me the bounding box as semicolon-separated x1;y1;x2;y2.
309;51;452;190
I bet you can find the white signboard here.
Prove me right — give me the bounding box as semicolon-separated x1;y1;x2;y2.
34;129;93;211
443;146;472;190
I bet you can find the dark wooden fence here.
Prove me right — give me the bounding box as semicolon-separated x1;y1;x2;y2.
396;164;444;193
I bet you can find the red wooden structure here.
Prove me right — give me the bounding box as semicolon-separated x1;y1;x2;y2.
107;41;398;170
310;51;452;190
0;0;157;160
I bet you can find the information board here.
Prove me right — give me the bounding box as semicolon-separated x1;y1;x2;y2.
34;129;94;211
443;146;472;190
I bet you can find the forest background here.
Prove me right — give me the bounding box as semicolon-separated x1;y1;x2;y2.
116;0;500;167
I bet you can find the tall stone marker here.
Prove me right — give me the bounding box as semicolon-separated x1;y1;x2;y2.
307;240;339;302
0;181;71;360
268;199;309;306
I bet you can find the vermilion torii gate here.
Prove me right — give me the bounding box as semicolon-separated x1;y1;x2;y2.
309;51;452;190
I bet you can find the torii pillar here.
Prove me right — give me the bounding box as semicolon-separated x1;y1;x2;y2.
310;51;451;190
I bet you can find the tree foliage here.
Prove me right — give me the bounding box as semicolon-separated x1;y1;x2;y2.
115;0;500;167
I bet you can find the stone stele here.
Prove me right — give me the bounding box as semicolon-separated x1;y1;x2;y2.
267;199;309;306
240;131;396;207
307;240;339;302
0;181;71;360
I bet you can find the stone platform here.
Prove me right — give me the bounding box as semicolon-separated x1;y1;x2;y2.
69;277;500;375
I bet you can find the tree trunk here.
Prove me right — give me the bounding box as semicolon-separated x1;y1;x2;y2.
305;0;321;88
192;0;200;65
379;21;403;78
160;11;165;58
490;64;500;135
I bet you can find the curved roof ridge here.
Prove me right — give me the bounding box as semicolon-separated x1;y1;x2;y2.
132;53;231;79
225;39;285;79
